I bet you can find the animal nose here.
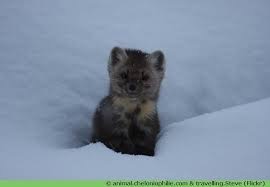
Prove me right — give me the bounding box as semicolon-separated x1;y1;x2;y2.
128;84;137;92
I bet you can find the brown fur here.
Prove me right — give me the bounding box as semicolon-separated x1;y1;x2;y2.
91;47;165;156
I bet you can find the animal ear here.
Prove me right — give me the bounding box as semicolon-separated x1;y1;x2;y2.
148;50;166;72
109;47;128;66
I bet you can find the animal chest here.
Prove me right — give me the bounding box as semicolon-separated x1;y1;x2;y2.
111;97;155;136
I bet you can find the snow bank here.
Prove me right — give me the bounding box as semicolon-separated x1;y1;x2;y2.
1;98;270;179
0;0;270;179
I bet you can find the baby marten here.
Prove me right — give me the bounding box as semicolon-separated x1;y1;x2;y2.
91;47;166;156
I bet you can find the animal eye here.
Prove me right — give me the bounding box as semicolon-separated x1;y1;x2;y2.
142;73;149;81
120;72;128;79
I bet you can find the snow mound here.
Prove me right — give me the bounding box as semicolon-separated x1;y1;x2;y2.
1;98;270;179
1;0;270;179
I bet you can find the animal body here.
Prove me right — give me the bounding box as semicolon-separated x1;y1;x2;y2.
91;47;166;156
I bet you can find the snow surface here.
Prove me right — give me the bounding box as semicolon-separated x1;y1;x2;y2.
0;0;270;179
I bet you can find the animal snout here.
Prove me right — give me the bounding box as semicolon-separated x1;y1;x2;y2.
128;84;137;92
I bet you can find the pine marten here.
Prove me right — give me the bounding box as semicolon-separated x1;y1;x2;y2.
91;47;166;156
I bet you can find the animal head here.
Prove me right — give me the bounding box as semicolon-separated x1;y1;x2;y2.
108;47;166;100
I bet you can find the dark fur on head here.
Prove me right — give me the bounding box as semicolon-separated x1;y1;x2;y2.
108;47;165;101
91;47;165;156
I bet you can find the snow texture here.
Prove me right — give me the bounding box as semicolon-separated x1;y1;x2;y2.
0;0;270;179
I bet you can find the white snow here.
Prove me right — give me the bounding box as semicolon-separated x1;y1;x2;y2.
0;0;270;179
